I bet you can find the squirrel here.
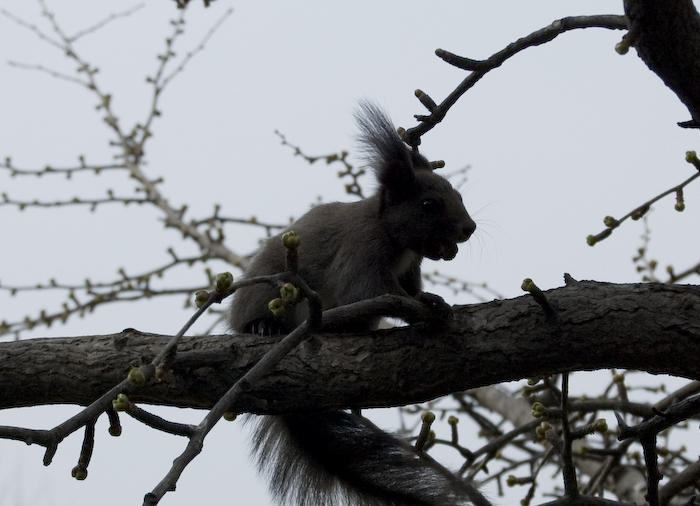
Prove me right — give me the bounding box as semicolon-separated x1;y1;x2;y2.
229;102;483;506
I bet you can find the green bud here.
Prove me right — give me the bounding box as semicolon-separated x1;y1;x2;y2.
421;411;436;423
521;278;534;292
506;475;517;487
588;228;613;247
686;150;698;164
127;367;145;386
224;411;238;422
112;393;131;412
215;272;234;291
447;416;458;426
282;231;301;249
535;422;551;439
615;41;629;55
279;283;299;302
194;290;209;308
268;298;285;316
531;402;545;418
71;466;88;480
594;419;608;433
675;202;686;212
603;216;619;227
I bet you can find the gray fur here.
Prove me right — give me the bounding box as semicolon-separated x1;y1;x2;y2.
230;102;477;505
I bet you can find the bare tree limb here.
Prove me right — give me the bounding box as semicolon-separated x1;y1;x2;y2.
404;15;628;144
660;458;700;506
2;281;700;413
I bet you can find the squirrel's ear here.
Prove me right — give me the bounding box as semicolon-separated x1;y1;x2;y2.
375;154;416;192
411;150;439;172
355;101;417;192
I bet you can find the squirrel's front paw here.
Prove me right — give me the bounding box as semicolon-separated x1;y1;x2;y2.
417;292;453;324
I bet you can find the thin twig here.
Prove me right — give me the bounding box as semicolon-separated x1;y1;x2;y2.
588;161;700;246
0;160;125;176
660;458;700;505
404;15;627;144
0;7;64;50
161;8;233;88
145;303;318;504
69;3;145;42
560;373;579;497
6;61;90;87
640;434;661;506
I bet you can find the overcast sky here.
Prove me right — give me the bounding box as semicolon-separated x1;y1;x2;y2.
1;1;699;505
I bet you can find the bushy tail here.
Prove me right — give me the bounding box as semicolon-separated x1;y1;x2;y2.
250;411;489;506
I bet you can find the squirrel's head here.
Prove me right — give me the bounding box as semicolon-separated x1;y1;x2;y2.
356;101;475;260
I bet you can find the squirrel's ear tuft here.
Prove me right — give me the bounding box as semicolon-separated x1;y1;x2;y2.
355;101;416;190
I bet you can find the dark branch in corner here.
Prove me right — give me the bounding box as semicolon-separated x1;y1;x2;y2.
623;0;700;128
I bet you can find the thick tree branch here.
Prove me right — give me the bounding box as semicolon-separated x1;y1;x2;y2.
2;281;700;414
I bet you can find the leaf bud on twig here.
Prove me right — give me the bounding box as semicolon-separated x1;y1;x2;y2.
279;283;299;302
282;231;300;249
215;272;233;291
112;393;131;412
194;290;209;308
268;298;285;316
71;465;88;480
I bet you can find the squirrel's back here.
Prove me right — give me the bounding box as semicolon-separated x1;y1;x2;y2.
230;102;481;506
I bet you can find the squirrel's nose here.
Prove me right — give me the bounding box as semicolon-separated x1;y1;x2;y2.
462;218;476;241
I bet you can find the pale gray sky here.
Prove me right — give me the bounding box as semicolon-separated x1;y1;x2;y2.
1;1;699;505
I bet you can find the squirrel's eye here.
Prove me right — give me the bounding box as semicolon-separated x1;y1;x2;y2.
422;199;440;213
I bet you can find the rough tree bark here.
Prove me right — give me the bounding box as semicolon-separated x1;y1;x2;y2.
2;281;699;414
